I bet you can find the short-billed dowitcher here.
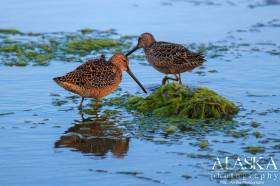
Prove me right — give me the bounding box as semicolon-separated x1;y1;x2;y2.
126;33;205;85
53;53;147;109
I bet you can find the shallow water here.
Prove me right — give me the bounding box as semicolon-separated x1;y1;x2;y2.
1;0;280;185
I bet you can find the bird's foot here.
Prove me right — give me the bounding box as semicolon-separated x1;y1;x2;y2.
78;105;83;111
79;109;85;121
178;80;182;84
162;75;181;85
78;97;84;110
93;101;102;110
178;74;182;84
162;76;169;85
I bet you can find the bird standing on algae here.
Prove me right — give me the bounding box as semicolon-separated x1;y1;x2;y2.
53;53;147;109
126;33;205;85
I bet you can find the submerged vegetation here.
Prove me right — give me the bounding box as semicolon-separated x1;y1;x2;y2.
64;39;121;55
79;28;94;34
108;83;238;120
0;28;22;35
197;140;209;148
1;23;279;67
244;146;265;154
0;28;136;66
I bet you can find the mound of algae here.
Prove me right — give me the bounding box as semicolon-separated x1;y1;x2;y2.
110;83;238;120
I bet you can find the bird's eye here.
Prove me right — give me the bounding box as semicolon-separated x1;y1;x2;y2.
120;57;127;63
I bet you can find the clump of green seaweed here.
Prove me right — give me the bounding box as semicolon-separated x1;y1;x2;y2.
119;83;238;120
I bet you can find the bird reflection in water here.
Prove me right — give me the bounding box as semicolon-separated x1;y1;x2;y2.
55;111;129;158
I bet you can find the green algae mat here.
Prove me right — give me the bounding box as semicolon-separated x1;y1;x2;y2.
0;28;141;66
0;30;202;67
1;25;280;68
105;83;238;121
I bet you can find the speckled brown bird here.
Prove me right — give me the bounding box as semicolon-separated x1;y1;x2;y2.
53;53;147;109
126;33;205;85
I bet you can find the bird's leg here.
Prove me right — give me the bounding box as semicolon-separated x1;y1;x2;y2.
79;97;84;110
79;97;85;120
80;110;85;121
162;76;169;85
178;73;182;84
162;74;181;85
173;74;180;82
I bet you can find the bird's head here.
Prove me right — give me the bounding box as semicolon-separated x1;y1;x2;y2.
110;53;147;93
110;53;129;71
126;33;156;56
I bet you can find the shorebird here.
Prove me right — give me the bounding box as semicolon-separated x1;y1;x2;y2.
126;33;205;85
53;53;147;109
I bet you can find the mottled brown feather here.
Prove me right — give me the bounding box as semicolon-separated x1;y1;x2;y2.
144;41;204;74
53;57;122;99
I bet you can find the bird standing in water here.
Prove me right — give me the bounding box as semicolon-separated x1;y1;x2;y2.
53;53;147;109
126;33;205;85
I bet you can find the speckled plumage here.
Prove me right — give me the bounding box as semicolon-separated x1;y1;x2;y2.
54;55;121;99
126;33;205;84
53;53;146;109
145;41;204;74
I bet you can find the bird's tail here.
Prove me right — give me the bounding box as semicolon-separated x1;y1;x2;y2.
53;77;63;85
191;52;205;68
197;52;205;64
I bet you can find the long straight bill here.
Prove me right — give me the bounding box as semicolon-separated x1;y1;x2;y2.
125;46;139;57
127;67;147;93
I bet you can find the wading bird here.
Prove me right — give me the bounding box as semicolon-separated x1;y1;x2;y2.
126;33;205;85
53;53;147;109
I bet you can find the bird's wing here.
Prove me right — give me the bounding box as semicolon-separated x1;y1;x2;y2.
64;60;117;88
151;42;188;64
152;42;204;67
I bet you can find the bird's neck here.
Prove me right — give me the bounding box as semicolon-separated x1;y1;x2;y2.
111;62;127;72
144;44;154;53
144;40;155;49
